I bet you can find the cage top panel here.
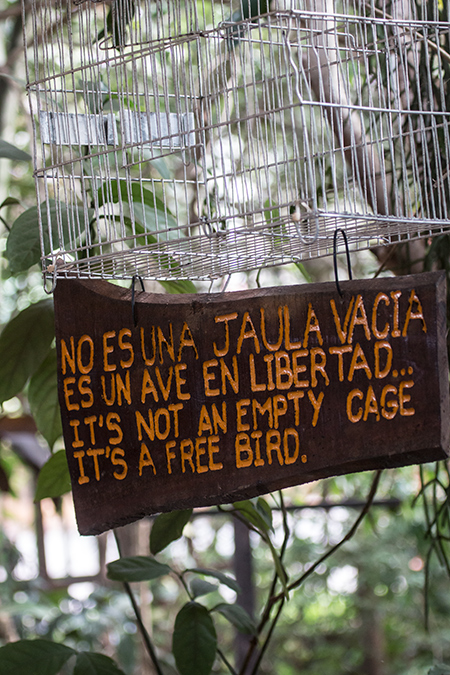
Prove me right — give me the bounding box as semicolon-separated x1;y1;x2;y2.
24;0;450;281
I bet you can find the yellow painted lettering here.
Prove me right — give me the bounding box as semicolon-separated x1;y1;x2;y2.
347;389;363;423
235;433;253;468
111;447;128;480
118;328;134;368
61;337;76;375
260;306;283;351
266;430;283;466
139;443;156;475
63;377;79;411
103;331;116;372
213;313;238;357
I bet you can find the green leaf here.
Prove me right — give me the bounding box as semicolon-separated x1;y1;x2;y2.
107;556;171;582
172;602;217;675
73;651;126;675
294;261;313;283
256;497;273;531
266;536;289;595
97;180;177;232
0;196;20;208
0;140;31;161
34;450;71;502
213;603;257;635
428;666;450;675
234;500;272;534
158;279;197;294
6;200;91;274
0;639;74;675
0;299;54;404
28;348;62;448
190;578;218;598
150;509;193;555
234;501;288;593
186;568;240;595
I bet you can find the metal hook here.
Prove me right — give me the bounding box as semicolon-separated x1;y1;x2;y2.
131;275;145;326
333;229;352;297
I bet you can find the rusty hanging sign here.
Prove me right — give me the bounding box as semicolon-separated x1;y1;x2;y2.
54;272;449;535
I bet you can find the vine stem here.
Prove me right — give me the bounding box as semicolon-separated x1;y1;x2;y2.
240;470;382;674
113;530;165;675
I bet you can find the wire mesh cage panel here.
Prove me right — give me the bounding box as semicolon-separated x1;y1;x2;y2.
24;0;450;281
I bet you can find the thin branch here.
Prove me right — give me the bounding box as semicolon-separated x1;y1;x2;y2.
240;470;383;674
240;472;382;674
249;598;285;675
287;470;382;594
113;530;165;675
217;647;238;675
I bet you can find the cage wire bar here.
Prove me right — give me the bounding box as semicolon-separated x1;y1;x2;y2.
23;0;450;282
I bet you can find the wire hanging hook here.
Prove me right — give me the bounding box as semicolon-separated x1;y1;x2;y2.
131;275;145;327
333;229;352;297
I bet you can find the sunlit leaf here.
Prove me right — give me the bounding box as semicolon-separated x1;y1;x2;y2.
35;451;71;502
73;651;126;675
0;299;54;403
28;348;62;448
0;140;31;161
214;603;257;635
172;602;217;675
150;509;193;555
0;639;74;675
186;568;240;595
107;556;171;582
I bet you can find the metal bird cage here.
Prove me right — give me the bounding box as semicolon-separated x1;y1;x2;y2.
23;0;450;282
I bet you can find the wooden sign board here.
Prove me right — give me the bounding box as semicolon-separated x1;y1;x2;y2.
54;272;449;535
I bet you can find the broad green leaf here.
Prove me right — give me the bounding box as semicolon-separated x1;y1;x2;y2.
6;206;40;272
214;603;257;635
34;451;71;502
0;140;31;161
28;348;62;448
97;180;177;232
6;200;92;274
150;509;193;555
0;639;74;675
0;197;20;208
190;578;218;598
0;299;54;403
428;667;450;675
234;500;272;534
158;279;197;294
256;497;273;531
172;602;217;675
186;568;240;595
107;556;171;582
150;156;171;179
73;651;126;675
